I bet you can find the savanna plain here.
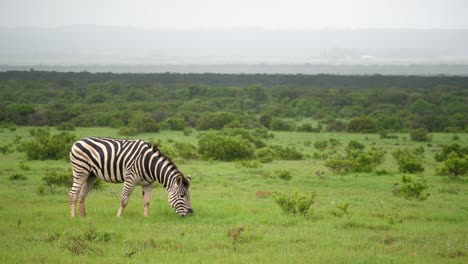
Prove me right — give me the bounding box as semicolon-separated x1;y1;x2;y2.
0;72;467;263
0;127;467;263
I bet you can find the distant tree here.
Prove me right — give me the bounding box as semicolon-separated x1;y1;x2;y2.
347;116;378;133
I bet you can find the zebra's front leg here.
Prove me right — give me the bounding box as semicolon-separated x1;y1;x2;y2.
142;185;153;217
117;180;136;217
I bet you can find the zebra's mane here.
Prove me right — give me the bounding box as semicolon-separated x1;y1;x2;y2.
147;142;189;186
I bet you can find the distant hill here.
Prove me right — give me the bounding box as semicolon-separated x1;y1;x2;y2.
1;26;468;68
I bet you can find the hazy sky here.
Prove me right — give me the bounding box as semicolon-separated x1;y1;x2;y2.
0;0;467;29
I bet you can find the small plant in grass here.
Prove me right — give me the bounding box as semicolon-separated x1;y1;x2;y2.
275;170;292;181
8;173;28;181
227;226;245;251
313;140;328;150
332;202;351;219
273;191;317;216
393;175;430;201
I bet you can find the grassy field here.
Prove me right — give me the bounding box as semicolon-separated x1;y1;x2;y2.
0;127;467;263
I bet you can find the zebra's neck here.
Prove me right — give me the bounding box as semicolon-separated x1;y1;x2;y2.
147;149;181;191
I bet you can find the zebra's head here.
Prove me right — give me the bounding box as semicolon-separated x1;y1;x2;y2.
168;174;193;217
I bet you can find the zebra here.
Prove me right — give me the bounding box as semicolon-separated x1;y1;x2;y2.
69;137;193;218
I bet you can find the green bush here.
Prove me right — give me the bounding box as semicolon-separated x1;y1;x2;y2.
347;116;378;133
392;147;425;173
314;140;328;150
270;118;296;131
255;147;276;163
57;122;75;131
118;127;139;136
9;173;28;181
161;117;187;131
325;141;385;173
393;175;430;201
434;143;468;162
172;142;199;160
17;128;76;160
410;128;431;142
271;145;304;160
437;153;468;179
128;112;159;133
275;170;292;181
273;191;317;216
196;112;235;130
198;131;254;161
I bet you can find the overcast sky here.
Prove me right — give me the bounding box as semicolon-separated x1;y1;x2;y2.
0;0;467;29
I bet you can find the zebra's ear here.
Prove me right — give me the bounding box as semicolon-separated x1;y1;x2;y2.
175;175;182;186
186;175;191;183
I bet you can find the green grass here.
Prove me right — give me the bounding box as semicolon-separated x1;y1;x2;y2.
0;127;467;263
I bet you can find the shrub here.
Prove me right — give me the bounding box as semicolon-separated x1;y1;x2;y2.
161;117;186;131
393;175;430;201
314;140;328;150
273;191;317;216
326;119;347;132
9;173;28;181
196;112;235;130
172;142;199;160
128;112;159;133
17;128;76;160
57;122;75;131
410;128;431;142
198;131;254;161
437;153;468;180
392;148;425;173
276;170;292;181
270;118;296;131
255;147;276;163
434;143;468;162
325;141;385;173
271;145;304;160
347;116;378;133
118;127;139;136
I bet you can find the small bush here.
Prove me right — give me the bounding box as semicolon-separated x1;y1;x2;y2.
434;143;468;162
172;142;199;160
17;128;77;160
198;131;254;161
57;122;75;131
118;127;139;136
255;147;276;163
314;140;328;150
410;128;431;142
273;191;317;216
392;148;425;173
437;153;468;180
161;117;186;131
271;145;304;160
393;175;430;201
9;173;28;181
325;141;385;174
276;170;292;181
270;118;296;131
347;116;378;133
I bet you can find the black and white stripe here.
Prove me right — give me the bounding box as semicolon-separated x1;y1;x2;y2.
69;137;192;217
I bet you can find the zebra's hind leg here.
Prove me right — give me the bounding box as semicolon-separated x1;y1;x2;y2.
78;175;97;217
142;185;153;217
116;179;137;217
69;171;89;218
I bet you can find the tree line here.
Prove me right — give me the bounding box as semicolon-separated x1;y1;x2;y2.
0;71;467;133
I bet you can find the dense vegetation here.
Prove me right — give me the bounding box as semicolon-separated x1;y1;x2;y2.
1;71;467;133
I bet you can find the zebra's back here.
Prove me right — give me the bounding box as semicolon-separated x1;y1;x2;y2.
70;137;150;183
